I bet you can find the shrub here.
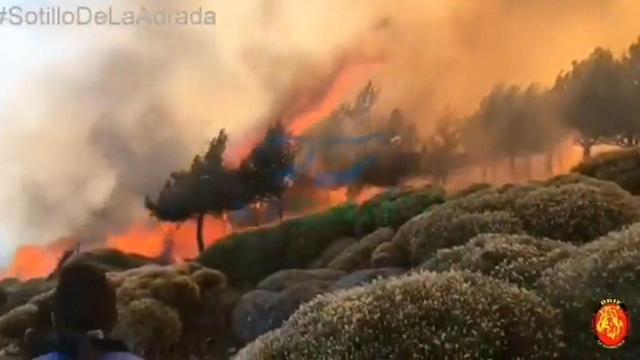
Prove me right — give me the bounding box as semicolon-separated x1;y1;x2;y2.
191;268;227;291
197;227;290;289
447;183;492;200
113;298;182;356
542;173;620;189
370;241;407;268
422;234;576;288
149;274;201;314
440;184;537;214
572;147;640;195
60;249;156;274
0;289;7;309
0;304;38;339
393;210;525;265
283;205;359;268
199;204;358;288
306;237;357;269
355;187;445;235
328;228;395;272
114;265;204;317
536;223;640;358
236;271;565;359
513;183;640;243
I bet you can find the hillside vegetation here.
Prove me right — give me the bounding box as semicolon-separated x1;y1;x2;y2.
1;151;640;359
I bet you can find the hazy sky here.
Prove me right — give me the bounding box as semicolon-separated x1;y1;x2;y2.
0;0;95;264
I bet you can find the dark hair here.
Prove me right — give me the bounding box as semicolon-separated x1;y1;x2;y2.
54;263;117;333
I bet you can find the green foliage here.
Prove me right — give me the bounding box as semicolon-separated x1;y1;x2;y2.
236;271;565;360
370;241;406;268
393;209;525;265
327;228;394;272
423;234;576;289
572;147;640;195
460;84;560;167
145;129;247;253
354;187;445;235
239;121;297;211
113;298;183;356
554;47;637;153
197;226;290;289
513;182;640;243
61;249;157;274
0;304;38;339
146;129;233;222
199;205;358;287
283;205;359;268
447;183;492;200
536;223;640;358
199;187;443;287
191;268;227;291
439;183;537;214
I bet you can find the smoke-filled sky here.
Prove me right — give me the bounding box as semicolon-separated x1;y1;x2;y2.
1;0;640;266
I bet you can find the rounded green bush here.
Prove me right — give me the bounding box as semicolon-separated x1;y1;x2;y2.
422;234;576;288
536;223;640;358
447;183;493;200
370;241;406;268
440;184;537;214
513;183;640;243
572;147;640;195
355;187;445;234
191;268;227;291
393;210;525;265
113;298;182;356
236;271;565;359
328;228;395;272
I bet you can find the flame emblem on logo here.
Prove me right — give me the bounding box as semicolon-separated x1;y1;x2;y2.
593;299;631;349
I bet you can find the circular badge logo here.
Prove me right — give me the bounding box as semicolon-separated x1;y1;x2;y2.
592;299;631;349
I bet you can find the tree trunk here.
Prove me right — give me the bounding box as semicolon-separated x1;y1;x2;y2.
582;144;592;159
253;203;261;227
277;197;284;220
222;212;233;235
545;151;554;175
509;155;516;178
525;156;533;179
196;213;205;254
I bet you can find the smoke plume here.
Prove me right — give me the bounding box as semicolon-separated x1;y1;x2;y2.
1;0;640;255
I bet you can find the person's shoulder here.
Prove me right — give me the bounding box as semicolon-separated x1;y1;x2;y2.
103;352;144;360
31;350;142;360
32;353;71;360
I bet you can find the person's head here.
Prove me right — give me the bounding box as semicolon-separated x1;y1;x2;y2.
53;263;117;333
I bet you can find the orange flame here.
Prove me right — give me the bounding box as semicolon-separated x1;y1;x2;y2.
289;61;383;136
228;59;383;167
1;238;76;280
106;217;229;260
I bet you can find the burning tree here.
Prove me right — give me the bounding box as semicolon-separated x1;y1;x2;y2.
145;129;235;254
239;121;297;222
618;37;640;147
462;84;561;178
423;110;462;185
554;48;635;158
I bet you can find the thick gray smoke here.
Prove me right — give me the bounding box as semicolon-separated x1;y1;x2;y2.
1;0;640;255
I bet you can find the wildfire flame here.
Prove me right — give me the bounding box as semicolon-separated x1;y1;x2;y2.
1;59;383;281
